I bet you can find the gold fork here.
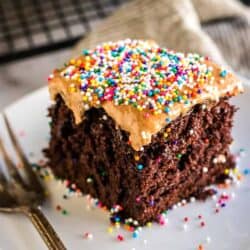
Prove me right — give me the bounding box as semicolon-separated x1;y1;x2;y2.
0;113;66;250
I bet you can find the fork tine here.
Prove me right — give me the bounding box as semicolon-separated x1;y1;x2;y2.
3;113;44;193
3;113;30;167
0;189;19;211
0;165;7;185
0;136;27;188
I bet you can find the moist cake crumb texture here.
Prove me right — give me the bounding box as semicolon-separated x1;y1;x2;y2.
45;39;242;225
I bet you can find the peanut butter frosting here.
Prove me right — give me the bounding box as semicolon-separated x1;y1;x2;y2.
48;39;243;151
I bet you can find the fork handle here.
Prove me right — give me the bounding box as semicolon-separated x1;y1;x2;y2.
23;207;67;250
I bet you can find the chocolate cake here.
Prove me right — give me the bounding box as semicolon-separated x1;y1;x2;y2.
46;39;243;225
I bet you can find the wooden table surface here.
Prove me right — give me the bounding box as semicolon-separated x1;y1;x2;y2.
0;49;71;110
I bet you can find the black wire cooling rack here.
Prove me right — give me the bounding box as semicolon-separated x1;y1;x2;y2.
0;0;127;64
0;0;249;64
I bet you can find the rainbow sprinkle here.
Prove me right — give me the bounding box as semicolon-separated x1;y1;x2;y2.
49;39;226;118
136;164;144;170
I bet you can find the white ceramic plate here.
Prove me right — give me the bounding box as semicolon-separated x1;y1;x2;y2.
0;84;250;250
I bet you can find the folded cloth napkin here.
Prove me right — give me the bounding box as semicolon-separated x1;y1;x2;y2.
74;0;250;76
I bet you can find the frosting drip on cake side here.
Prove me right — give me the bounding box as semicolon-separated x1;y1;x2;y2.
48;39;243;151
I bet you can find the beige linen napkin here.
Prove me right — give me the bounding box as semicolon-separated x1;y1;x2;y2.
74;0;249;74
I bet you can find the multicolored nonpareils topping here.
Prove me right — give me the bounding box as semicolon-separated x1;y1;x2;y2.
49;39;240;118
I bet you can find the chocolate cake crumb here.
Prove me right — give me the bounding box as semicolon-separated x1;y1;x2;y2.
195;188;217;201
45;96;236;224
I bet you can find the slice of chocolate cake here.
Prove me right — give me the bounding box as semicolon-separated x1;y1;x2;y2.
46;39;243;225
